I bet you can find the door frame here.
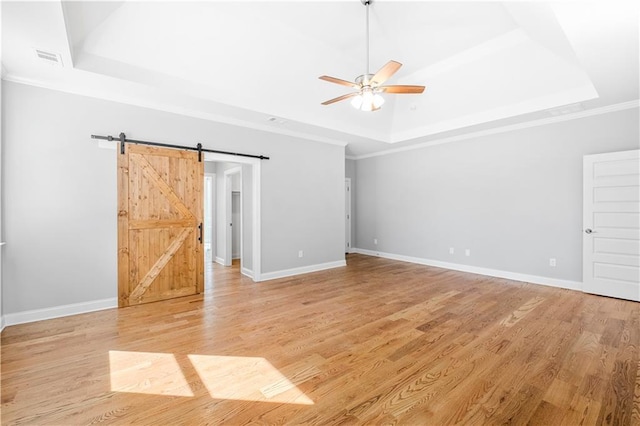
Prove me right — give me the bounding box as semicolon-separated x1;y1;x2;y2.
224;166;242;267
204;172;216;264
205;152;261;282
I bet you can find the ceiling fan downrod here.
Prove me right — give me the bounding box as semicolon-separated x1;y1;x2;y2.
362;0;371;80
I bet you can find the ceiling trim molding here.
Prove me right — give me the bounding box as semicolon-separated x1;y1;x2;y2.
351;99;640;160
2;74;349;148
388;84;599;144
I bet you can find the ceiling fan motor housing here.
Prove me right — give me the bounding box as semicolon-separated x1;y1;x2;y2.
355;74;375;86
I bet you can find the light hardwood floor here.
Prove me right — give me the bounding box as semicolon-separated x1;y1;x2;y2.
2;254;639;425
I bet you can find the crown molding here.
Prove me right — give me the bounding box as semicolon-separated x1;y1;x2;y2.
2;74;349;148
5;74;636;158
352;99;640;160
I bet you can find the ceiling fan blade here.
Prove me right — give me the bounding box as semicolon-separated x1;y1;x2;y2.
379;85;425;94
319;75;359;88
321;92;358;105
370;60;402;86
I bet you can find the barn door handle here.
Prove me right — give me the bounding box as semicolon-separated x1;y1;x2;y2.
198;223;203;243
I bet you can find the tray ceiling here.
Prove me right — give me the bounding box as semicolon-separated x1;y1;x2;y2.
2;1;638;157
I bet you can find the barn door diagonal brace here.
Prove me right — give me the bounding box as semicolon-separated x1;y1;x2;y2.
91;133;270;160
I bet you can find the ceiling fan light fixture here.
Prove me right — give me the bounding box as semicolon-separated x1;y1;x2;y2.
373;93;385;109
351;94;364;110
351;87;384;111
319;0;425;110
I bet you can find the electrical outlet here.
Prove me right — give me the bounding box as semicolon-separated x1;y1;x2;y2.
449;247;455;254
374;238;378;245
549;258;556;267
465;249;471;257
298;250;304;258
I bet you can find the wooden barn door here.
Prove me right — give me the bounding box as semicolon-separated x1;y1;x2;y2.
118;144;203;307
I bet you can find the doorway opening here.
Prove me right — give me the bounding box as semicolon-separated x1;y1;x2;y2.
223;166;242;268
202;153;262;285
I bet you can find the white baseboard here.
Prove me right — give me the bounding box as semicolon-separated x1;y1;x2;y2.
259;260;347;282
352;248;582;292
0;315;5;333
3;297;118;328
241;267;254;279
215;256;225;266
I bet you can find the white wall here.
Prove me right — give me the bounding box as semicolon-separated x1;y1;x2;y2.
2;81;345;315
355;108;640;282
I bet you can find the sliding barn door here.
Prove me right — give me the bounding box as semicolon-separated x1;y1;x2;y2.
118;144;203;307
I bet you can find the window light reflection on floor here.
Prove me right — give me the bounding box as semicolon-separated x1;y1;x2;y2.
188;354;315;405
109;350;194;397
108;350;315;405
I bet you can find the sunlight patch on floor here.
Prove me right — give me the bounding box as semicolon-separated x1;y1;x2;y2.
109;350;194;397
108;351;315;405
188;354;315;405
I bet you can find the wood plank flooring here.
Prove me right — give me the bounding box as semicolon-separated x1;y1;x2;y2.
2;254;639;425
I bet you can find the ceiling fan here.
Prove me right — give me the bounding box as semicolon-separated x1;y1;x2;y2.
319;0;425;112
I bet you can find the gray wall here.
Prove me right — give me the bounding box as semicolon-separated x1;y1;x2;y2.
0;74;3;324
2;81;345;314
261;144;345;272
204;162;216;174
355;108;640;281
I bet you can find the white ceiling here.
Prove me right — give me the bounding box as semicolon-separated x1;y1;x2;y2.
2;1;638;157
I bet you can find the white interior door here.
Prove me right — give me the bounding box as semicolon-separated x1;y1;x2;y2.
583;149;639;301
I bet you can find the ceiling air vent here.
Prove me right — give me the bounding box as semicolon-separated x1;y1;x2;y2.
33;49;63;67
267;116;286;124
